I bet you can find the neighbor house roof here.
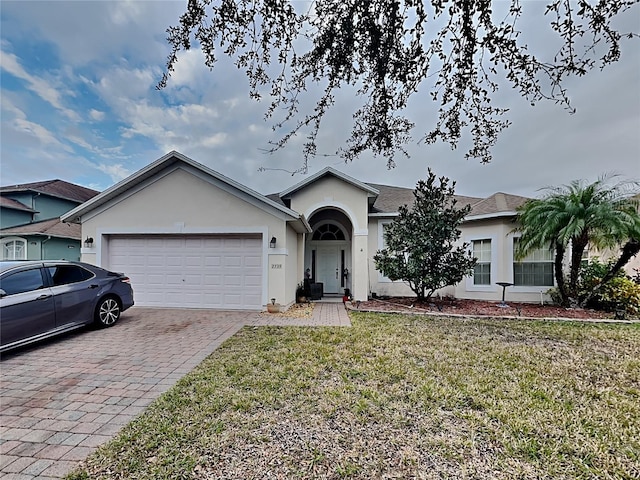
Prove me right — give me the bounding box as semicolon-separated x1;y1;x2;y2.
0;196;36;212
0;218;81;240
0;179;99;204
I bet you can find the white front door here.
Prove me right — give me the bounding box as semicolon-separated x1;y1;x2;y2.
317;246;340;293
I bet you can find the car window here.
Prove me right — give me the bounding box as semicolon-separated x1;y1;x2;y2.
47;265;94;286
0;268;46;295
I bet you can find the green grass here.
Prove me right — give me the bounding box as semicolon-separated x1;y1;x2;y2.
67;314;640;479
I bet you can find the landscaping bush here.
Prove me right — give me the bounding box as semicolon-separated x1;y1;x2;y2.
590;276;640;316
578;259;640;316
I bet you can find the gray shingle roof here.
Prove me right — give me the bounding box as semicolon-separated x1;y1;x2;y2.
366;183;488;214
468;192;530;217
0;179;99;203
0;218;82;240
271;180;531;219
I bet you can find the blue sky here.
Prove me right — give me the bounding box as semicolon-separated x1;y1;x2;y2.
1;1;639;198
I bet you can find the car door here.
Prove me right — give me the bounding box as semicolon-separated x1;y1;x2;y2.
45;264;97;327
0;267;55;348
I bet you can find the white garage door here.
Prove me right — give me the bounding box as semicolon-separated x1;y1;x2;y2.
108;235;263;310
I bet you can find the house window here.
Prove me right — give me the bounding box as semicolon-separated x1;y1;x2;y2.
513;239;554;286
381;223;391;249
472;239;491;285
312;223;346;241
2;237;27;260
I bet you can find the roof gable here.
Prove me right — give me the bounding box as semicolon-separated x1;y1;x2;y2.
279;167;380;199
61;151;311;232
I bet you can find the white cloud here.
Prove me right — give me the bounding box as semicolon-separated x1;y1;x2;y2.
0;49;80;122
89;109;106;121
1;94;73;152
96;163;133;183
1;0;637;200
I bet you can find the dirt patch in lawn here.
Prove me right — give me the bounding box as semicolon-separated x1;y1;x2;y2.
352;297;636;321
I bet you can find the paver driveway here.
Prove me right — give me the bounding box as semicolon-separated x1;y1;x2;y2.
0;307;257;479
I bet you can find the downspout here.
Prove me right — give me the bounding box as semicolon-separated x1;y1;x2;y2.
41;235;51;260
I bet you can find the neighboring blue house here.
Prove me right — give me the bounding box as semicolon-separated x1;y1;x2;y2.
0;180;99;261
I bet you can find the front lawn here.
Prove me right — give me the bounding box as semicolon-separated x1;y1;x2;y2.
68;313;639;479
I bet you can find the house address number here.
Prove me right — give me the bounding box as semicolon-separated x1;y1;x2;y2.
271;264;282;269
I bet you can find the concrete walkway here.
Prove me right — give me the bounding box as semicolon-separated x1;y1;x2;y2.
250;299;352;327
0;302;350;479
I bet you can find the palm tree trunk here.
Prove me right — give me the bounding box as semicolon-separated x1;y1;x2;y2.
554;242;570;306
569;233;589;296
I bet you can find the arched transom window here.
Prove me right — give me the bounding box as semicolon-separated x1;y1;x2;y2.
312;223;346;241
2;237;27;260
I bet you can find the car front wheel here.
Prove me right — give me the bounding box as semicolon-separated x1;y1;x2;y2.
95;297;121;327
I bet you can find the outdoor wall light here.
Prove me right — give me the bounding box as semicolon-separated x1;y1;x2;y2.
84;237;94;248
270;236;277;248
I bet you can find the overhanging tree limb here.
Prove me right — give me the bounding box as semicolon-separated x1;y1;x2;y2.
159;0;639;170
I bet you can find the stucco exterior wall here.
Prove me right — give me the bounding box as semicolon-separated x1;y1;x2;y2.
79;166;294;308
368;217;553;303
367;217;416;298
459;218;553;303
82;168;285;237
288;176;371;300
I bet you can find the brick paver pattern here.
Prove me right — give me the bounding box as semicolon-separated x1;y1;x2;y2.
0;302;350;478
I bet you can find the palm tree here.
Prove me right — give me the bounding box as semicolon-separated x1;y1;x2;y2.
515;176;640;307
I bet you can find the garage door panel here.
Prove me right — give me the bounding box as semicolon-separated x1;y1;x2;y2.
185;256;203;267
184;274;203;285
147;255;165;267
166;256;183;267
244;293;262;305
204;256;222;267
108;235;263;309
146;274;165;285
245;256;261;267
204;275;222;286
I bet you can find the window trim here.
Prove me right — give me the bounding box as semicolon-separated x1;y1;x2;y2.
1;237;27;260
465;235;497;292
377;220;394;283
509;235;555;292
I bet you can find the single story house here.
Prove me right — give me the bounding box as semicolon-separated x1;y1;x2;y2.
1;180;99;261
62;151;559;310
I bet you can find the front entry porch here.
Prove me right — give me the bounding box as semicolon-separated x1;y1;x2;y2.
305;210;352;296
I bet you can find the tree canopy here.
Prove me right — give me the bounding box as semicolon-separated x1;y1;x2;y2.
160;0;638;171
374;170;476;301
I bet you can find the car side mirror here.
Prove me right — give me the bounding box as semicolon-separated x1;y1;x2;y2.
0;289;6;298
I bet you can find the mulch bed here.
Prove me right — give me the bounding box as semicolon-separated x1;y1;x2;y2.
350;297;636;321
